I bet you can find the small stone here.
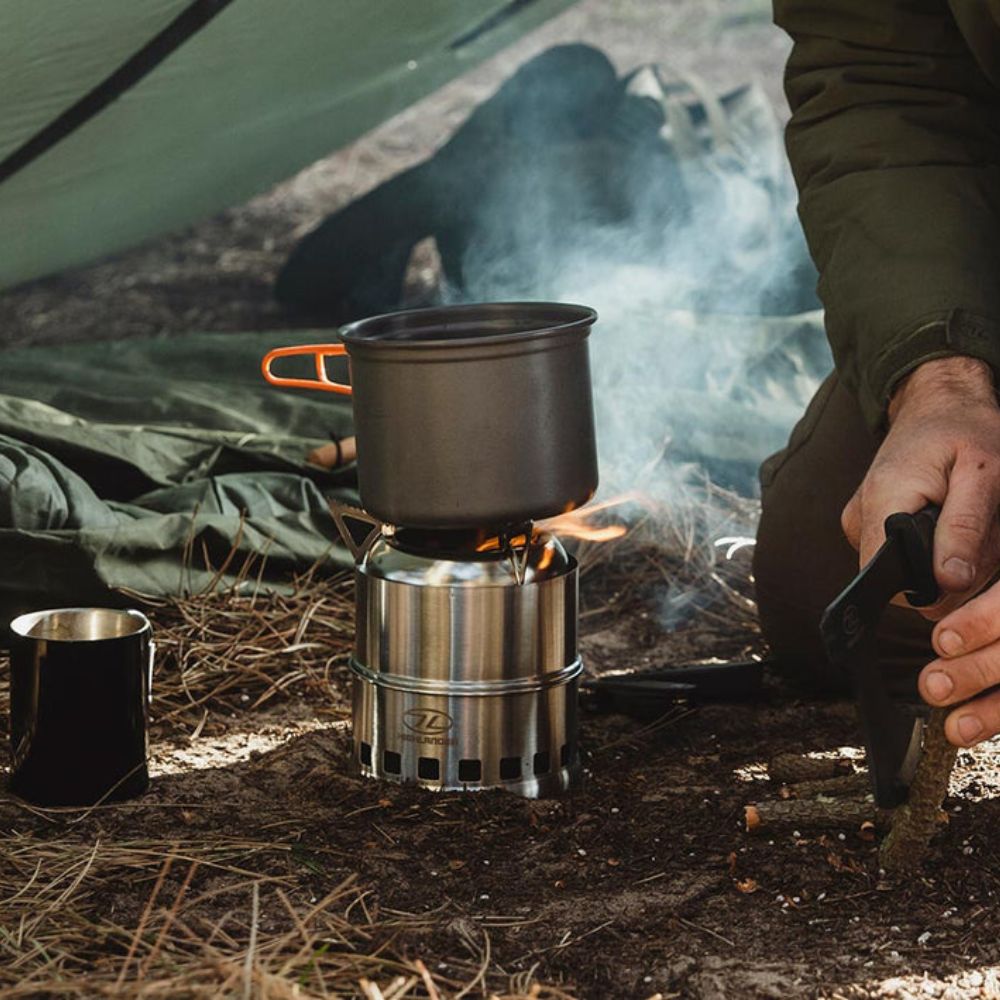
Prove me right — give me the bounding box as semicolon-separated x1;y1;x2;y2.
917;931;931;946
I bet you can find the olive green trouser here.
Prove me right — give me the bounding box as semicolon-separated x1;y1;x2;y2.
752;374;934;694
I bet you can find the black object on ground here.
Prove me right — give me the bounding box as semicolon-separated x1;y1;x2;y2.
820;504;940;808
8;608;153;806
584;658;766;719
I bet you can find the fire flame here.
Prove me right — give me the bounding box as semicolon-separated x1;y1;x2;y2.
538;491;644;543
474;492;639;553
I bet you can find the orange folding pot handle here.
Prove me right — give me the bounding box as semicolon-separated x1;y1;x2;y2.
260;343;352;395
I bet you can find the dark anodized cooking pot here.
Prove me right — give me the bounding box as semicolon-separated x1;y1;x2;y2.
262;302;598;528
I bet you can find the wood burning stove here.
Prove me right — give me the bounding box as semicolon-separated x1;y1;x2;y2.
263;302;599;797
348;525;581;796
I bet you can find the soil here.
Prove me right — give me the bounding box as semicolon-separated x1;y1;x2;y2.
2;549;1000;998
3;1;1000;997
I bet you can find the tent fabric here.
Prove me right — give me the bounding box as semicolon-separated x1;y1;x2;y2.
0;331;358;626
0;0;575;290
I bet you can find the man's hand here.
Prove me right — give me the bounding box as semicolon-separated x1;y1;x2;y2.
841;356;1000;746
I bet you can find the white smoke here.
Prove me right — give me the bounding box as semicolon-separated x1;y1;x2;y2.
448;64;831;504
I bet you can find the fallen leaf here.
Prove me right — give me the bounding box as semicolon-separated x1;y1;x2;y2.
744;805;761;833
858;820;876;842
727;851;738;876
735;878;759;894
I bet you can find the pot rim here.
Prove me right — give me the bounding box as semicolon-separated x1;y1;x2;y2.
340;301;597;351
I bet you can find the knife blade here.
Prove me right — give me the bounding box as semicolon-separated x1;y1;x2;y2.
819;504;940;808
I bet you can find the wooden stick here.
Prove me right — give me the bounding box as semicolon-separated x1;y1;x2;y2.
767;752;852;785
745;797;885;832
879;708;957;874
778;773;869;799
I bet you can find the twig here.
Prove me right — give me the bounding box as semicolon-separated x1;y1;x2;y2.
879;709;957;873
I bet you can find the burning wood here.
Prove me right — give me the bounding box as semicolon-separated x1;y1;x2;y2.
471;492;641;556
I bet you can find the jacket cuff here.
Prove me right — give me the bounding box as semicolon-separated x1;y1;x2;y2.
861;309;1000;431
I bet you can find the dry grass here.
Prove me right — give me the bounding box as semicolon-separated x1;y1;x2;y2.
574;480;760;644
129;560;356;738
0;831;580;998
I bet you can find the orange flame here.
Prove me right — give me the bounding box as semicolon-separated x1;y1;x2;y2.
538;490;643;543
473;492;640;553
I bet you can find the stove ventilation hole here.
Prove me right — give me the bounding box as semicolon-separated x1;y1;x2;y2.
500;756;521;781
418;757;440;780
360;742;373;767
458;759;482;783
383;750;402;774
533;751;550;776
560;743;574;767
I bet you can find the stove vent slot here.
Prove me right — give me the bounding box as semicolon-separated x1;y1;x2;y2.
459;759;482;782
500;756;521;780
418;757;440;780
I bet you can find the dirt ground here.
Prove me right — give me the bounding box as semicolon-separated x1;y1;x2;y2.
3;547;1000;999
4;1;1000;998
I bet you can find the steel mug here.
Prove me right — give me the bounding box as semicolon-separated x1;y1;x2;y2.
8;607;153;806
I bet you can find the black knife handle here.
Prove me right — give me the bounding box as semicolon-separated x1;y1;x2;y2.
884;503;941;607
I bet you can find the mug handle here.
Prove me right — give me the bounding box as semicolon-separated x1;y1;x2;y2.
261;343;352;394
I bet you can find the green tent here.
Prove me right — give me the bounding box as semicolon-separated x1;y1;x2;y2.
0;0;574;290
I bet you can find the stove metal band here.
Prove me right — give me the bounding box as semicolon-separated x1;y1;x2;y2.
349;656;583;697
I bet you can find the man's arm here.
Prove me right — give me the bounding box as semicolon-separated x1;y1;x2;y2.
775;0;1000;428
776;0;1000;747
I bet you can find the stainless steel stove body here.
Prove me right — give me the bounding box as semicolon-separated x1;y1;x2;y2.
350;529;581;797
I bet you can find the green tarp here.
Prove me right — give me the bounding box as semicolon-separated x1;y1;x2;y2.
1;0;575;290
0;331;357;623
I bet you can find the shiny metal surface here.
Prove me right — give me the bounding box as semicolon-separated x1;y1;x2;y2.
357;535;576;684
11;607;151;642
351;533;581;797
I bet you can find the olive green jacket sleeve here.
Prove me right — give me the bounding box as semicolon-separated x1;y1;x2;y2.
774;0;1000;428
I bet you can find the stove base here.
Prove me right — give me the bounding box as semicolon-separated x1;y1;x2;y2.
351;661;582;798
